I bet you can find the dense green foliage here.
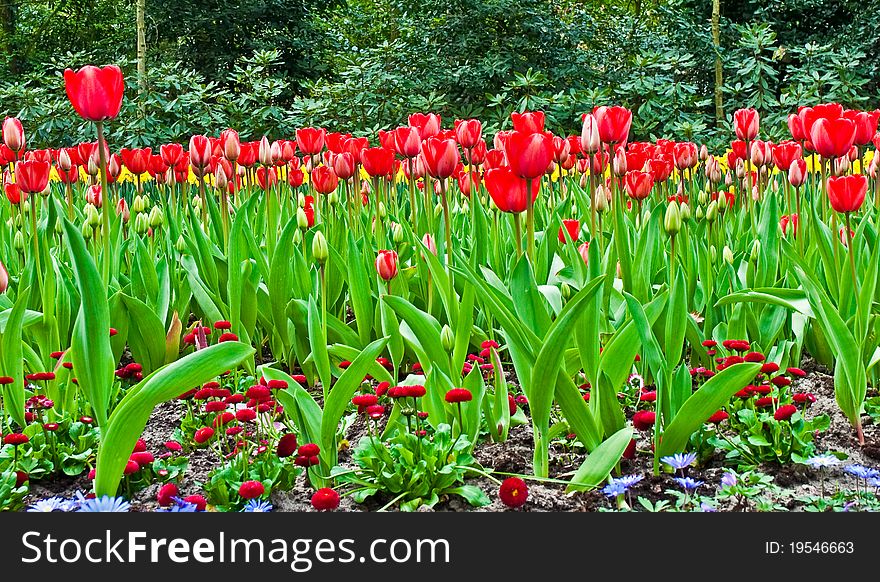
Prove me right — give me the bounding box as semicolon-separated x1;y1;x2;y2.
1;0;879;147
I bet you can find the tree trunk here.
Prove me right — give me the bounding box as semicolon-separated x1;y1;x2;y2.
0;1;17;73
136;0;147;111
712;0;724;127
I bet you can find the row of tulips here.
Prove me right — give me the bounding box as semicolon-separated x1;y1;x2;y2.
0;64;877;510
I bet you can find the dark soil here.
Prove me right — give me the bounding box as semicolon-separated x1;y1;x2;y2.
19;355;879;512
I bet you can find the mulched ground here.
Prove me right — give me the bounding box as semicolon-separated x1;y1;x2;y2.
19;357;879;512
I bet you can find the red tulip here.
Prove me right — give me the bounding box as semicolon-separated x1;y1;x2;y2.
483;148;506;170
391;126;421;158
787;113;806;141
326;132;351;154
580;113;601;154
649;158;673;183
421;137;459;179
673;142;697;170
238;142;258;168
788;159;807;188
454;119;482;149
485;167;539;213
257;166;279;190
288;167;304;188
120;147;152;175
593;106;632;144
800;103;844;137
827;174;867;213
465;139;487;165
810;117;856;159
332;152;356;180
456;170;480;197
221;128;241;161
552;136;571;164
2;117;24;153
771;141;802;171
189;135;211;169
63;65;125;122
733;108;760;141
780;214;799;237
56;165;79;185
159;143;183;167
311;165;338;194
296;127;325;156
343;136;370;164
624;170;654;200
86;184;103;208
408;113;441;139
843;110;880;146
510;111;545;134
558;219;580;243
4;175;22;204
16;159;50;193
361;147;395;178
504;130;553;180
375;250;398;281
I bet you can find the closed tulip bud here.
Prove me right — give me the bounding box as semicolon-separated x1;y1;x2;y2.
710;245;717;263
175;235;187;253
87;156;100;176
117;197;130;222
695;206;704;220
612;147;627;176
85;203;100;226
297;207;309;229
718;192;729;212
2;117;25;152
679;202;691;221
723;245;734;265
580;113;601;154
724;172;733;187
55;219;63;234
379;201;387;218
312;231;328;264
133;194;146;213
735;159;745;179
699;144;709;161
706;200;718;222
833;156;850;176
391;222;404;244
594;185;609;212
663;202;681;237
328;190;338;205
58;149;72;171
375;249;399;281
441;325;455;352
422;233;437;255
698;190;708;205
135;213;148;234
560;282;571;300
214;165;228;190
14;230;25;250
292;229;302;245
750;240;761;263
149;206;164;228
259;136;272;166
434;202;443;218
81;221;93;240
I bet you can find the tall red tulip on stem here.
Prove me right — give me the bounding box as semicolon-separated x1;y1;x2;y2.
504;130;553;262
63;65;124;284
827;173;868;443
362;146;395;245
484;167;540;257
392;125;423;230
422;137;459;266
733;108;759;207
16;159;50;278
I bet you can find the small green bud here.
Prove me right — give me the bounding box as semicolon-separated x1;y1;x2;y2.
441;324;455;352
697;190;709;206
679;202;691;221
560;282;571;300
148;206;164;228
723;245;734;265
706;200;718;222
710;245;717;264
297;207;309;229
391;222;404;244
13;230;25;251
81;222;93;240
312;230;329;264
664;201;681;237
695;206;704;220
175;235;187;254
750;239;761;263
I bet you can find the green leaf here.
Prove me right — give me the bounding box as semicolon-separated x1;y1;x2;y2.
95;342;254;496
657;362;761;457
567;427;634;492
61;216;115;428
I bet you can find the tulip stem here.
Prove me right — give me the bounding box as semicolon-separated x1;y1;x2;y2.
513;213;523;258
525;178;535;263
96;121;111;285
439;179;453;269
